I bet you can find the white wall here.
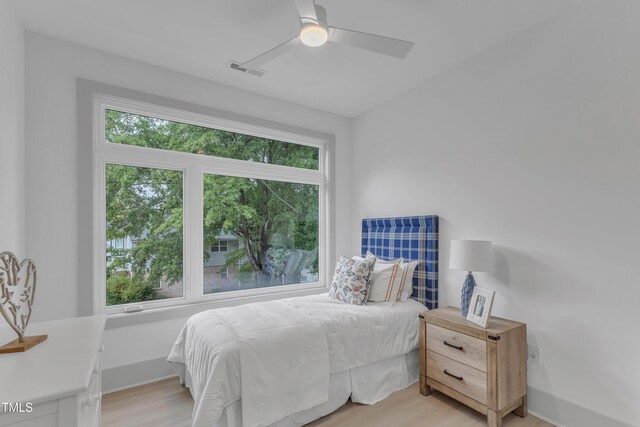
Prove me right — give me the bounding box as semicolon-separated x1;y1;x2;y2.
0;2;25;258
25;33;352;371
351;2;639;425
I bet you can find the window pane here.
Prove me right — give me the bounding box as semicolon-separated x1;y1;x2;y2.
203;174;319;294
105;164;184;306
105;109;319;170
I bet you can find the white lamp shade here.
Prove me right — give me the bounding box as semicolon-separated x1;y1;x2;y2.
449;240;493;272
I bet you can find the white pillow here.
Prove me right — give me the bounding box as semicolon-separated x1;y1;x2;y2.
367;258;404;305
396;261;419;301
373;255;418;301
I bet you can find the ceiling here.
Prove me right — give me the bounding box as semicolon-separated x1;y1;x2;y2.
12;0;581;117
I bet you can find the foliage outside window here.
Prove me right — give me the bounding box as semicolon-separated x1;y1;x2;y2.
105;164;184;305
203;174;318;294
106;110;319;170
97;99;326;313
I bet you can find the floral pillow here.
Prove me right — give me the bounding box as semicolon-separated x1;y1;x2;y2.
328;256;376;305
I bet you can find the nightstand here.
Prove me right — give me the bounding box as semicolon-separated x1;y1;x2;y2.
419;307;527;427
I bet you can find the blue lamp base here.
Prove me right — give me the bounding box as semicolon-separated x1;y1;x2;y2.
460;272;476;317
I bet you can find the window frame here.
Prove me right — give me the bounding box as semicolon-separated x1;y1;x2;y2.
93;94;329;316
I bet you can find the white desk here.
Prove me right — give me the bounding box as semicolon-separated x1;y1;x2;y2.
0;315;106;426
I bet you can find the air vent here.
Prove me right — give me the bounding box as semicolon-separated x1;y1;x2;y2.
228;61;266;78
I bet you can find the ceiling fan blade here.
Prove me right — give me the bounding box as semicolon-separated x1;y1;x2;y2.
329;27;414;59
240;37;301;69
294;0;318;22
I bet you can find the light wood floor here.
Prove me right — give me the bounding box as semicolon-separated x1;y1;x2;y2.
102;377;554;427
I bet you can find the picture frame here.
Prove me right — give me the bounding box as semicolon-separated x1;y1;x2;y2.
466;286;496;328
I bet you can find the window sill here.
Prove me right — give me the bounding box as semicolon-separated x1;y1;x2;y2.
105;284;327;329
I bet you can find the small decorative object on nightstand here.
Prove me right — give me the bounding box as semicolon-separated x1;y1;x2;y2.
466;287;496;328
449;240;493;317
419;307;527;427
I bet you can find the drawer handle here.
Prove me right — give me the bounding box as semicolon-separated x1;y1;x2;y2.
443;341;463;351
444;370;464;381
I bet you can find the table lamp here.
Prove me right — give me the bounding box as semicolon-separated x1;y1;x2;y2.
449;240;493;317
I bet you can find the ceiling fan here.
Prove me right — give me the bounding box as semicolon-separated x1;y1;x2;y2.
230;0;415;76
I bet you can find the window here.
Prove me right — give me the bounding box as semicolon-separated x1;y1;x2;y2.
94;95;328;315
104;164;184;306
211;241;228;253
110;238;125;249
203;175;318;294
106;109;319;170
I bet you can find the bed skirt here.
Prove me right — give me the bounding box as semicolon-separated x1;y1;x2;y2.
205;350;419;427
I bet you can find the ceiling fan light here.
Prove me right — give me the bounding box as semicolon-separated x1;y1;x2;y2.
300;24;328;47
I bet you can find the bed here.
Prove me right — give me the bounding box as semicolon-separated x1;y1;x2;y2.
168;215;439;427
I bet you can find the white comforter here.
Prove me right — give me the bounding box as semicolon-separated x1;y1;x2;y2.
168;293;425;427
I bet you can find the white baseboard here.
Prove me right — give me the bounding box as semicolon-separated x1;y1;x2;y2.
527;386;634;427
103;372;178;395
101;357;177;394
102;358;635;427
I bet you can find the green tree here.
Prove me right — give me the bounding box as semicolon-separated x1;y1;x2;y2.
106;164;184;287
104;110;319;299
203;175;318;274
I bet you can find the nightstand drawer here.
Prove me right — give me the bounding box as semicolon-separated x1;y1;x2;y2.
427;323;486;372
426;350;487;405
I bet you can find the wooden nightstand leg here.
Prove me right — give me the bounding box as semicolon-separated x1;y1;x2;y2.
419;314;429;397
419;376;431;396
487;410;502;427
513;395;528;418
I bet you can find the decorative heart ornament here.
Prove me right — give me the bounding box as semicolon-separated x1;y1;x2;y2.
0;251;37;343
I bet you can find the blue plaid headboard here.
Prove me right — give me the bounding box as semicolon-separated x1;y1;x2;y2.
361;216;439;309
